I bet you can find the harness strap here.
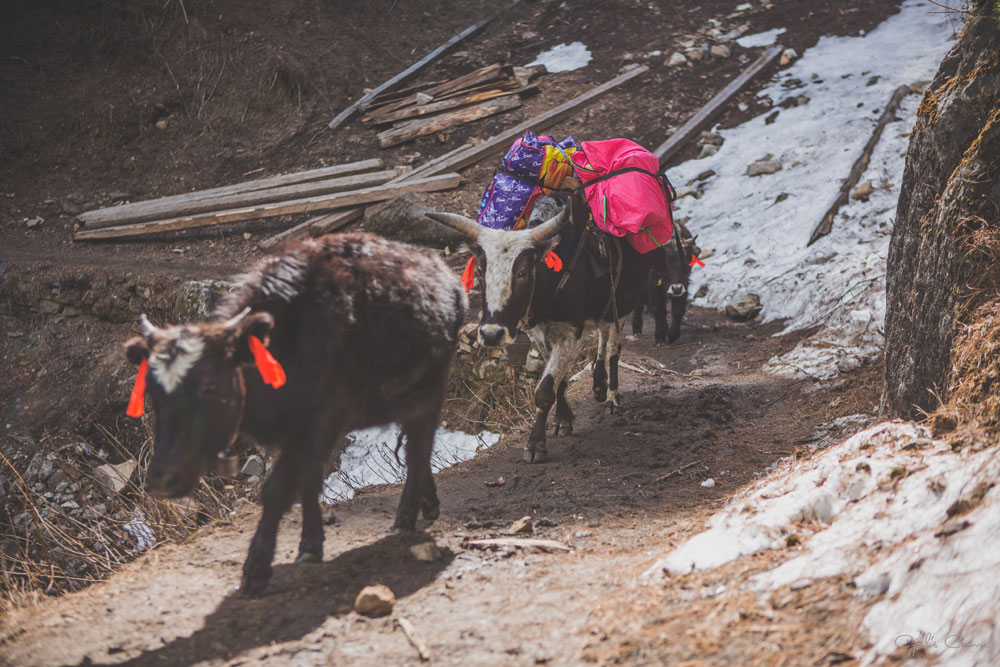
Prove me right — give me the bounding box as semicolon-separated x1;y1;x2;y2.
552;200;590;300
498;165;677;202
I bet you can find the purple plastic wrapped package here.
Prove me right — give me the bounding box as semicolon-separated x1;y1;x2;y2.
476;131;575;230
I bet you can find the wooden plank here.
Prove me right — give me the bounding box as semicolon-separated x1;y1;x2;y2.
256;208;363;250
76;159;384;228
377;96;522;148
369;78;449;106
425;63;506;99
807;85;912;246
259;66;649;248
77;170;396;230
405;64;651;177
327;3;519;130
363;77;517;124
73;174;461;241
653;45;783;167
363;65;508;121
366;86;532;126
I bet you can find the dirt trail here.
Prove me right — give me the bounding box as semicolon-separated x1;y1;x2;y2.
0;307;881;666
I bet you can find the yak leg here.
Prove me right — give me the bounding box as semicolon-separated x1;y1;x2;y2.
650;277;669;345
668;290;688;344
393;416;439;531
663;239;689;344
527;326;583;463
606;319;627;413
242;453;300;596
592;323;609;403
552;378;574;436
296;458;327;564
631;290;646;336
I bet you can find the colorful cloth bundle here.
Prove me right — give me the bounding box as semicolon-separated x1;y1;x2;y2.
476;132;675;255
476;131;577;231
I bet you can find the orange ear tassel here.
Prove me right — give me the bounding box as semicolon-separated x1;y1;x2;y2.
126;359;148;417
461;256;476;293
544;249;563;272
249;335;286;388
690;255;705;268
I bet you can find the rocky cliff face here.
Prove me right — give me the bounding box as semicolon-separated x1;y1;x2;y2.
884;5;1000;421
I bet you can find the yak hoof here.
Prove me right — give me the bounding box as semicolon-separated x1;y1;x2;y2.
421;502;441;522
295;550;322;564
240;570;272;598
552;422;573;437
522;444;547;464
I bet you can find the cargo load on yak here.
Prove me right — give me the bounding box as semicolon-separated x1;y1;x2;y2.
477;131;578;231
476;131;676;255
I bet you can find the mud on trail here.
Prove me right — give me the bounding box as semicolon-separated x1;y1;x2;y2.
1;306;882;666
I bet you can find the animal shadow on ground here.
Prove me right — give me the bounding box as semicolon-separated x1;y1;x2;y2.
79;531;450;667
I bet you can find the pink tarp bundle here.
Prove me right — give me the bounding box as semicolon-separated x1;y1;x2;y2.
570;138;674;254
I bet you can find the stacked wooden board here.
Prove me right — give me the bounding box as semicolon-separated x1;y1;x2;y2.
361;63;542;148
73;159;460;241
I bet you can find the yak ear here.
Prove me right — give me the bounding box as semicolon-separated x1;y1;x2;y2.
124;336;150;365
232;312;275;364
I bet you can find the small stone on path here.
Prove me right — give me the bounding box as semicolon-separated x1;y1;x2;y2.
355;584;395;617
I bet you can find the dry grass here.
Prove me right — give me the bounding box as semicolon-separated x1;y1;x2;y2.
936;298;1000;441
0;423;249;614
443;342;535;436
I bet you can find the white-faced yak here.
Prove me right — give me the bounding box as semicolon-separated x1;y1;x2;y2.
427;195;688;464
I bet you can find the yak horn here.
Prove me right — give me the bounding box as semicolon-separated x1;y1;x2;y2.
530;204;570;243
139;313;161;338
425;212;481;242
221;306;252;331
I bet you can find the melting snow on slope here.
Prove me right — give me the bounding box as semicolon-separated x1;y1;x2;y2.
735;27;786;48
645;422;1000;665
526;42;592;72
669;0;956;380
646;4;1000;664
320;426;500;503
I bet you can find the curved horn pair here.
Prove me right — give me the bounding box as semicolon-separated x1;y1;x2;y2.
139;314;160;338
529;204;569;243
424;212;481;242
425;204;569;244
139;306;250;337
221;306;252;331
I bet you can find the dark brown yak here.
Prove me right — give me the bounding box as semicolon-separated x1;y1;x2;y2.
124;233;466;596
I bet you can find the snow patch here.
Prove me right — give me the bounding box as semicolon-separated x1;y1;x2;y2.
124;507;155;552
320;426;500;503
670;0;955;380
647;420;1000;664
526;42;592;72
736;27;786;48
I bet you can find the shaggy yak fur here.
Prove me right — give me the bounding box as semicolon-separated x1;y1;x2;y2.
427;194;688;463
124;233;466;596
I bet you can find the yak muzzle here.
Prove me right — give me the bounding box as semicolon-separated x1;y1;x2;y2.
478;324;515;348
